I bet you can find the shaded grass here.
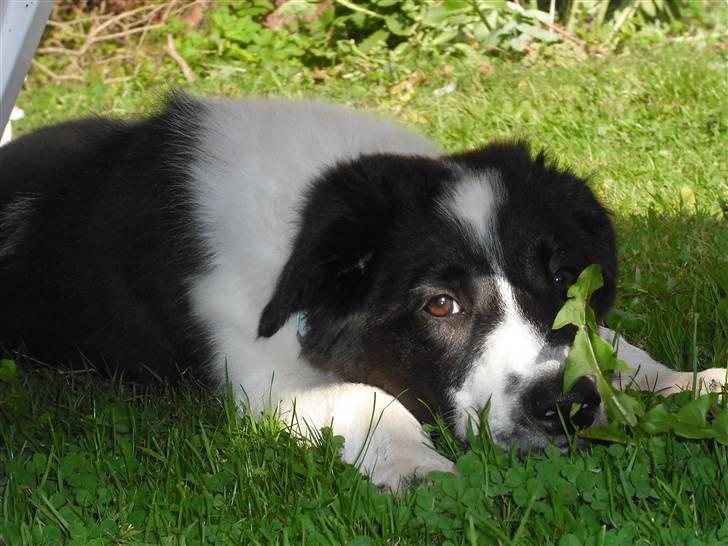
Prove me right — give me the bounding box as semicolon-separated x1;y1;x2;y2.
2;41;727;544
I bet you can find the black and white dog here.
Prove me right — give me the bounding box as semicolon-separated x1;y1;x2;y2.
1;95;724;489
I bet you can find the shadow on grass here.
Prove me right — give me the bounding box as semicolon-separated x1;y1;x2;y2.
609;208;726;372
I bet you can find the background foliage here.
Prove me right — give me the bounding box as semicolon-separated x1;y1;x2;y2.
34;0;726;88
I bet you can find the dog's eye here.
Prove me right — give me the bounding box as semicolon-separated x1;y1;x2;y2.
425;295;462;317
553;268;576;290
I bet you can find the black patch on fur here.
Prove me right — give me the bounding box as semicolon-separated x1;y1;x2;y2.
0;94;211;380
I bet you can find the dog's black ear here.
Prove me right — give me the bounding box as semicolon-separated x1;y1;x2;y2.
257;156;404;339
257;212;378;339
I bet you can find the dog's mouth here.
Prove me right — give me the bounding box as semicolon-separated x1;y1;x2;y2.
455;400;609;453
512;402;610;451
445;346;606;452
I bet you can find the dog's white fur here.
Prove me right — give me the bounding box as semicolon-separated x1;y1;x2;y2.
177;98;726;490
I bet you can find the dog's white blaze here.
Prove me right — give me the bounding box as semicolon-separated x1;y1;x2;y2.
440;172;557;440
440;172;503;263
447;174;497;240
450;277;558;440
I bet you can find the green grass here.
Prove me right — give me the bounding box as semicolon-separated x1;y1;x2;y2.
2;32;727;546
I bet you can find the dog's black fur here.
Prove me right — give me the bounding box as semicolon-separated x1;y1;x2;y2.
0;96;210;378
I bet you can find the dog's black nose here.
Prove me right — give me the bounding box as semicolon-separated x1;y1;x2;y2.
525;376;601;434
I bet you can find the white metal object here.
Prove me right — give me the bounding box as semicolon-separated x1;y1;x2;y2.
0;0;53;140
0;105;23;146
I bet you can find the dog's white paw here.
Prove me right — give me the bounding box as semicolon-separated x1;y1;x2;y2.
651;367;728;396
368;445;456;494
280;382;456;493
693;368;728;394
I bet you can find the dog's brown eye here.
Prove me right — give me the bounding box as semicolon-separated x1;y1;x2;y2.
553;268;576;290
425;295;462;317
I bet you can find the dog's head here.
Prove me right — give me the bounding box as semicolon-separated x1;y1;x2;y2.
259;142;616;450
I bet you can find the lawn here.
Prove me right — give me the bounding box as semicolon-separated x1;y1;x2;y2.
1;3;727;545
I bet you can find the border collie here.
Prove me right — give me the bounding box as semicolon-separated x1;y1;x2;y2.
1;95;725;490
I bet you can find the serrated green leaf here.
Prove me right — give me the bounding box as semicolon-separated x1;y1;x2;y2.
620;390;644;417
563;327;597;393
566;264;604;302
553;299;584;329
553;264;604;331
579;422;627;443
0;358;17;383
585;306;598;332
604;390;640;426
590;334;629;373
591;334;619;370
557;264;638;427
675;394;718;428
639;404;673;434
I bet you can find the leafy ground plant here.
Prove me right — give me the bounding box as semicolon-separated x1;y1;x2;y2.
165;0;721;71
33;0;726;90
557;264;728;445
554;265;638;430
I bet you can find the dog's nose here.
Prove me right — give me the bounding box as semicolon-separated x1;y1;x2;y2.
525;376;601;434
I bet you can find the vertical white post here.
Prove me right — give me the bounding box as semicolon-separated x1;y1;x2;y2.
0;0;54;136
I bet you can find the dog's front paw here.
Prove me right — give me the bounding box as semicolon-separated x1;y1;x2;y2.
694;368;727;394
368;446;456;494
655;367;727;396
